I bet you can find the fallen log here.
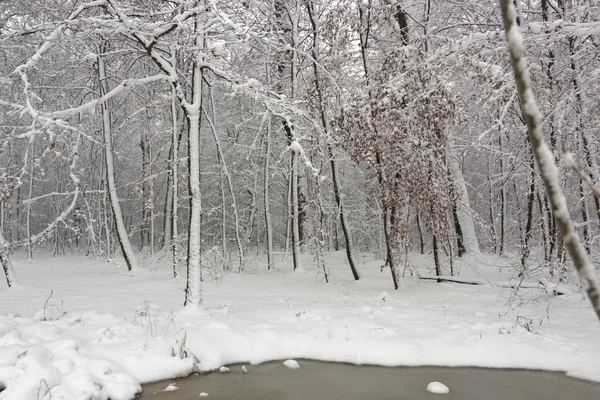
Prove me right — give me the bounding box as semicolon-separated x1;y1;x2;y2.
418;276;572;296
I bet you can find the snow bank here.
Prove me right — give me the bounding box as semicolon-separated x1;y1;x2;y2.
0;317;140;400
0;253;599;400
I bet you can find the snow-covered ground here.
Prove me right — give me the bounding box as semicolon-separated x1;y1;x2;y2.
1;251;599;400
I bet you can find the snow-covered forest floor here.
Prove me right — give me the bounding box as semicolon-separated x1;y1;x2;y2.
1;251;599;400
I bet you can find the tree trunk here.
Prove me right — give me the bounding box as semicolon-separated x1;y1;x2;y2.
291;149;302;271
163;167;173;250
579;178;591;254
537;192;549;262
452;204;465;257
184;23;204;306
282;159;292;261
164;99;185;252
170;91;180;278
433;234;441;279
185;112;202;306
448;141;479;255
26;142;34;260
219;165;227;266
383;207;399;290
245;173;259;253
498;132;506;256
416;212;425;255
487;158;497;253
140;120;151;251
263;116;274;271
0;225;16;288
98;43;140;271
101;150;111;259
520;139;536;270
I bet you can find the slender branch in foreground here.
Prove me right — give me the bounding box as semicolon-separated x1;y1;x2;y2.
564;151;600;199
499;0;600;322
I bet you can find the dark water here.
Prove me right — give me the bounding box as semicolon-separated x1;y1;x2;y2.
138;360;600;400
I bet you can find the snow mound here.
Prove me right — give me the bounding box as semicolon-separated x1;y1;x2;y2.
0;317;141;400
162;383;179;392
283;359;301;369
426;381;449;394
219;366;230;373
199;392;209;397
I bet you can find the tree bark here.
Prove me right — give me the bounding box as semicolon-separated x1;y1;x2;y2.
0;226;16;288
487;157;497;253
291;149;302;271
184;23;204;306
520;139;536;270
537;192;549;262
170;90;180;278
579;178;591;254
263;115;274;271
498;132;506;255
416;212;425;255
448;140;480;255
26;142;34;260
433;234;441;279
140;117;151;251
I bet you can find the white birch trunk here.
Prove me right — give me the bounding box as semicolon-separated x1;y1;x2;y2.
448;139;480;255
0;226;17;288
500;0;600;321
98;48;140;271
184;23;204;306
185;106;202;305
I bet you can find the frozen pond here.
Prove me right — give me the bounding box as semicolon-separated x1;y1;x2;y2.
139;360;600;400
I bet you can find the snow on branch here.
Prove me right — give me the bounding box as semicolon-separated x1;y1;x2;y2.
51;74;170;119
529;20;600;37
564;152;600;200
0;100;99;144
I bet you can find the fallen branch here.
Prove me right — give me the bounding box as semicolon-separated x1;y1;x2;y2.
419;275;571;295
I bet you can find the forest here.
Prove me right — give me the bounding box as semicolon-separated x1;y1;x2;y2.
1;0;599;303
1;1;600;399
